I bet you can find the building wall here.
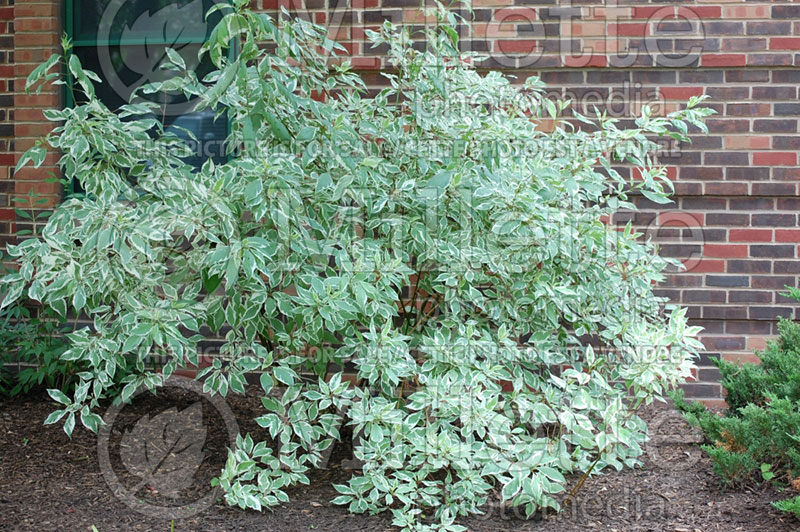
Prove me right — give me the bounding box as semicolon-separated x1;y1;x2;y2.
0;0;14;246
8;0;800;403
12;0;60;243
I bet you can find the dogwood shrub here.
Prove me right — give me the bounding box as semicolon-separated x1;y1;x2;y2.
5;2;710;530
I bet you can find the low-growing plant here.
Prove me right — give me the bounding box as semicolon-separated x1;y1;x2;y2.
0;241;74;397
673;289;800;522
0;298;72;397
0;192;77;397
774;496;800;521
4;1;710;530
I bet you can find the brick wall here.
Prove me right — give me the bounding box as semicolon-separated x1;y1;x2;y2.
12;0;60;244
0;0;13;247
8;0;800;404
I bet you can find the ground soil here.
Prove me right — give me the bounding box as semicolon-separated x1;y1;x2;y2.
1;386;797;532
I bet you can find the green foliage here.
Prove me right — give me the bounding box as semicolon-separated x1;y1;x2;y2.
0;193;138;399
702;446;758;488
674;389;800;489
714;318;800;412
673;297;800;521
0;245;73;397
5;2;711;530
761;463;776;482
774;496;800;520
0;301;72;397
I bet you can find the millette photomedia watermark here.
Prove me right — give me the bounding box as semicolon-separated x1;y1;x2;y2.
96;376;239;520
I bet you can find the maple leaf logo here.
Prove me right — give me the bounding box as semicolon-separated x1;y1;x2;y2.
118;0;206;85
96;0;219;115
119;402;207;497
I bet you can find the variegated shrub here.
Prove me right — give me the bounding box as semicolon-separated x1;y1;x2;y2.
4;2;711;530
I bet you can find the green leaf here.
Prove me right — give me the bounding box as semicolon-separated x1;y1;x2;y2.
265;112;291;143
502;475;522;501
203;271;223;294
1;13;712;525
296;126;317;142
427;169;453;190
641;188;673;205
80;410;103;433
244;179;263;205
63;412;76;438
260;371;274;394
203;60;239;106
272;366;296;386
165;47;186;70
44;409;67;425
47;389;71;405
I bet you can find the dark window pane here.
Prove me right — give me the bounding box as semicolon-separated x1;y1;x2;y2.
71;0;224;45
72;44;227;168
164;109;228;167
67;1;230;173
73;42;215;116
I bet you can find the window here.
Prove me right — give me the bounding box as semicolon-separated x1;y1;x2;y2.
64;0;230;169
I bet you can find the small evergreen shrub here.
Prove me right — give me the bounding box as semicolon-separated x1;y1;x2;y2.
5;2;711;530
774;496;800;521
673;291;800;522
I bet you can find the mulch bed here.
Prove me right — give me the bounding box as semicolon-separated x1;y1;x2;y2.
1;386;797;532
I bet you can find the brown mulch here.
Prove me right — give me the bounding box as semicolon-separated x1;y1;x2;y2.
0;386;797;532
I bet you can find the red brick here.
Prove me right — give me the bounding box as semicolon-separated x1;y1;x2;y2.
753;152;797;166
687;259;726;273
15;17;58;32
659;87;704;100
14;124;56;137
701;54;746;67
704;244;749;258
723;5;769;19
724;136;771;150
723;353;761;365
752;183;798;196
327;27;350;41
770;38;800;50
705;182;748;195
563;55;607;68
729;229;773;242
14;33;59;47
610;23;648;37
633;6;670;20
746;336;768;351
14;181;60;197
492;7;536;22
13;165;59;181
348;56;381;70
336;42;357;56
679;6;722;19
13;4;58;17
776;230;800;243
658;211;704;227
495;40;537;54
748;54;794;67
568;21;606;37
775;168;800;181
